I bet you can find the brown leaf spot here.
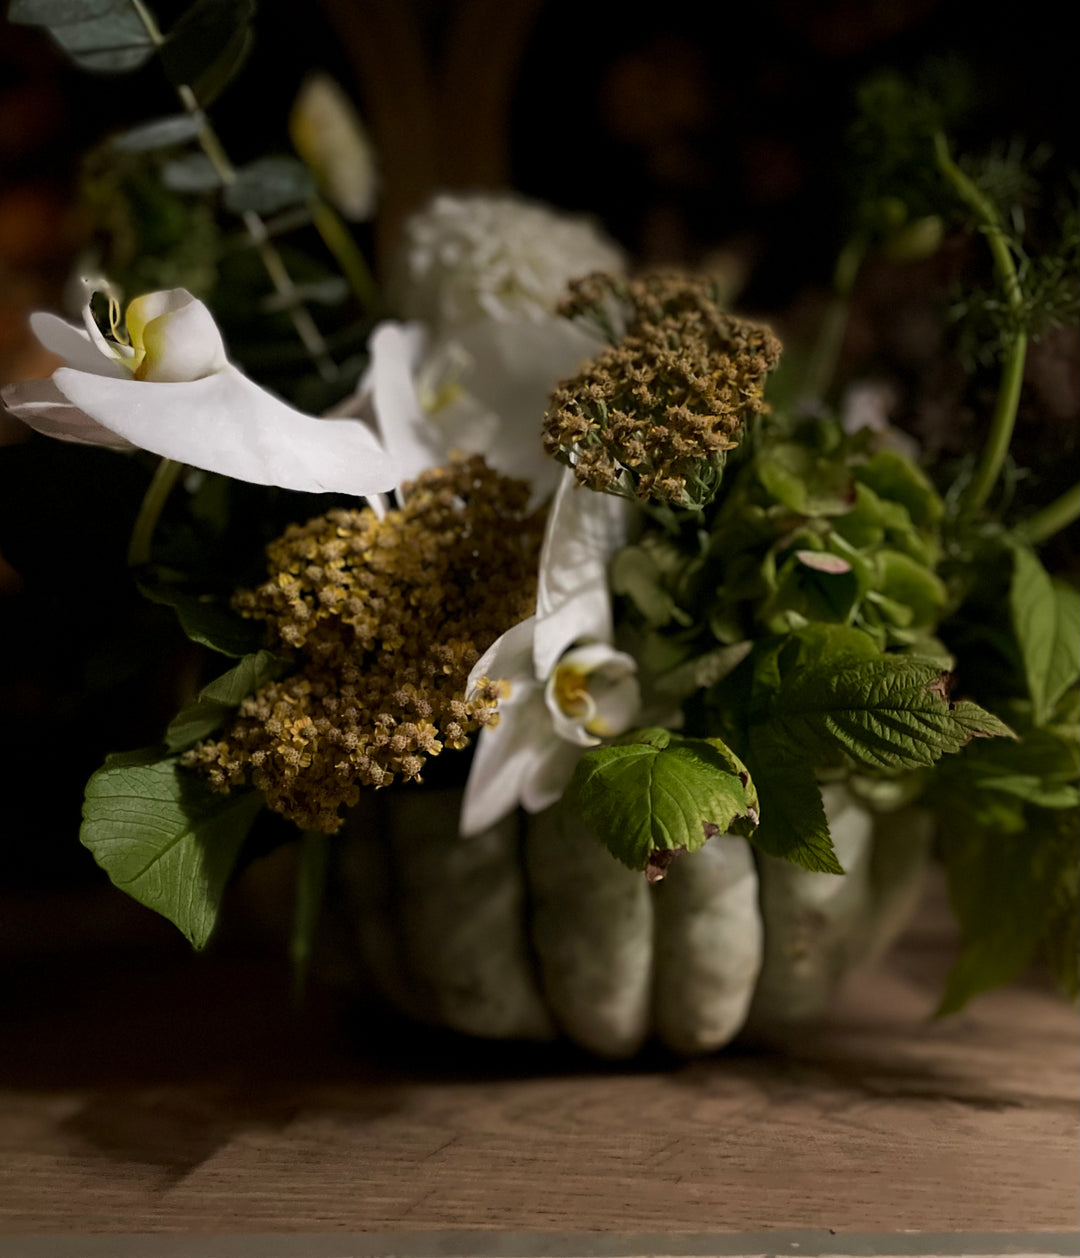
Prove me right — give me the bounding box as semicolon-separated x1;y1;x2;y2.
646;846;687;882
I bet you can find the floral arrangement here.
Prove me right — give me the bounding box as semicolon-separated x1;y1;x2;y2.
3;1;1077;1055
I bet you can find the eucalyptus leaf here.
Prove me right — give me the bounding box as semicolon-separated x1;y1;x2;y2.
161;0;255;106
113;112;206;152
8;0;122;22
162;152;223;192
566;728;758;872
44;6;155;73
81;752;264;948
225;157;316;216
1009;544;1080;724
164;649;287;752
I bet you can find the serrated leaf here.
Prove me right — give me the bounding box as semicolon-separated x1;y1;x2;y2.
113;112;205;152
763;655;999;772
225;157;316;215
161;152;222;192
741;738;842;873
138;579;265;657
44;5;154;72
937;809;1076;1014
160;0;255;106
565;728;757;872
81;754;263;948
1009;544;1080;725
164;649;286;752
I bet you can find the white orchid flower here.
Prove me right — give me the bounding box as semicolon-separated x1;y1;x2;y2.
460;470;640;836
366;314;602;504
1;287;397;497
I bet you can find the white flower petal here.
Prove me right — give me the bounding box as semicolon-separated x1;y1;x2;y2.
1;377;134;448
466;613;537;694
129;290;227;382
520;737;585;815
368;321;445;488
460;688;549;835
28;313;129;379
51;363;397;495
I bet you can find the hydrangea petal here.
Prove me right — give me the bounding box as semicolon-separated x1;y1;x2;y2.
51;363;397;495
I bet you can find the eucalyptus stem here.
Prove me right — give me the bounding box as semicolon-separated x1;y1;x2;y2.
310;197;383;315
129;0;337;382
934;131;1029;522
1013;483;1080;546
801;236;866;406
127;456;184;567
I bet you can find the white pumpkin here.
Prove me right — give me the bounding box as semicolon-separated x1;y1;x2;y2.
334;784;932;1057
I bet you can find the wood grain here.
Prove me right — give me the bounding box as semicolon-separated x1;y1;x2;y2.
0;879;1076;1236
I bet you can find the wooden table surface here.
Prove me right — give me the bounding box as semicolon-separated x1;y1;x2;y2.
0;874;1077;1248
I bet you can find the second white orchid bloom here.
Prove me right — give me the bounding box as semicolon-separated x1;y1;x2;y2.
1;287;397;498
460;470;641;836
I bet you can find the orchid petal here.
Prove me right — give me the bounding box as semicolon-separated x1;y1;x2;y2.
533;469;631;677
51;363;397;495
466;613;537;694
460;687;548;835
519;737;585;815
1;378;134;448
128;290;227;382
368;321;445;488
28;313;129;379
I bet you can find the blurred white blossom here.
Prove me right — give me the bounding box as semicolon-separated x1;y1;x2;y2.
391;193;625;334
289;73;379;221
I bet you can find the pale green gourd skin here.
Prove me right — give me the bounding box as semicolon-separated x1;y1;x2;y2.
336;784;926;1057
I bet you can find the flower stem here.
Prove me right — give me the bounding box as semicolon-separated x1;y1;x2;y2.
127;456;184;567
1013;483;1080;546
801;236;866;407
290;828;329;1003
933;131;1028;522
128;0;338;382
310;197;383;315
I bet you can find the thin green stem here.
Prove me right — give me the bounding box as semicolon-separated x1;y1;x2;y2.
127;457;184;567
129;0;337;382
290;828;329;1003
1013;483;1080;546
934;131;1028;521
801;236;866;406
310;197;383;315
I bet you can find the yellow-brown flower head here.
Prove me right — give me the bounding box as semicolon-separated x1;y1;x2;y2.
544;272;781;509
183;457;544;833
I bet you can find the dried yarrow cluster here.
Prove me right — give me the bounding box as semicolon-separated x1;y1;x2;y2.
544;272;782;509
183;457;544;833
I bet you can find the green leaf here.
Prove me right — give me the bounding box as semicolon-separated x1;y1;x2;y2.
160;0;255;106
762;655;1002;772
8;0;120;21
224;157;316;216
565;728;758;872
1009;544;1080;724
164;649;286;752
743;735;842;873
756;442;855;516
81;754;264;948
938;808;1076;1013
138;579;266;657
161;152;223;192
43;4;154;73
113;112;205;152
854;450;944;528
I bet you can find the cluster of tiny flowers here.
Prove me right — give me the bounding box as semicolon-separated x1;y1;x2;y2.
183;458;543;833
544;272;782;509
390;193;625;331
